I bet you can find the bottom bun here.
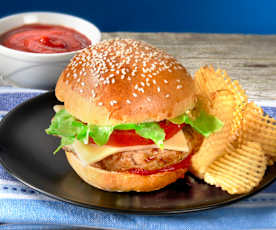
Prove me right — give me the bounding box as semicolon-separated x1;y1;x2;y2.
65;151;188;192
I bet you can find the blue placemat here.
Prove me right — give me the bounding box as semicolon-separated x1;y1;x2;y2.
0;87;276;230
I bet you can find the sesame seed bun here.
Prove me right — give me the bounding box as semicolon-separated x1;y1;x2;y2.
55;38;196;125
65;151;187;192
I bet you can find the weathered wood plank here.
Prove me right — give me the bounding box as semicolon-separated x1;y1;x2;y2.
102;33;276;100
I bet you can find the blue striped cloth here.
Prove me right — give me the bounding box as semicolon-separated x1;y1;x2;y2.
1;86;276;230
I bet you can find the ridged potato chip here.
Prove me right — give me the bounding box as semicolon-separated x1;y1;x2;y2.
194;66;247;136
190;90;235;178
191;65;276;194
204;142;267;194
238;102;276;161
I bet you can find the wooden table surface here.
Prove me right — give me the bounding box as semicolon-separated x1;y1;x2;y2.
103;33;276;101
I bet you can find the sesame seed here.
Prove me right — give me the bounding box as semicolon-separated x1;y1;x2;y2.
110;100;118;106
98;102;103;106
65;80;69;84
165;94;170;98
177;85;183;89
80;89;83;93
146;97;151;102
126;99;131;104
81;82;85;86
133;93;138;97
103;79;110;85
68;39;184;92
138;88;144;93
157;87;160;92
176;79;181;83
111;78;116;84
140;82;145;87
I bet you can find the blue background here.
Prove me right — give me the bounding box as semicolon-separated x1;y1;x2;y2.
0;0;276;34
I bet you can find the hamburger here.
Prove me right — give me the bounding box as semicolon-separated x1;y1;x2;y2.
46;39;223;192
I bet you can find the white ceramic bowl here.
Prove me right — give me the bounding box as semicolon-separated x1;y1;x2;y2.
0;12;101;89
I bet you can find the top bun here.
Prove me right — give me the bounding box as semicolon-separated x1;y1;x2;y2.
56;38;196;125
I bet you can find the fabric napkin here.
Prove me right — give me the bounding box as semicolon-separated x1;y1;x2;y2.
1;86;276;230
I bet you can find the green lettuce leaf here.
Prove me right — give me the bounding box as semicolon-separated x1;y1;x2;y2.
54;136;74;154
46;108;223;154
45;109;77;137
89;125;114;146
135;122;165;148
46;109;90;153
114;123;165;147
170;110;223;137
114;123;138;130
46;109;166;152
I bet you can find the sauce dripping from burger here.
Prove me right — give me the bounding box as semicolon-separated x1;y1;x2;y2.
89;120;185;147
127;153;192;176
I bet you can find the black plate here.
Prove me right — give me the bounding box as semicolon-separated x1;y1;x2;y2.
0;91;276;215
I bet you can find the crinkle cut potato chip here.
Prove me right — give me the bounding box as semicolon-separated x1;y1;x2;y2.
190;90;235;178
239;102;276;163
194;66;248;136
204;142;267;194
191;65;276;194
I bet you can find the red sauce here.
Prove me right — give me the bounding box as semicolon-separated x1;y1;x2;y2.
127;153;192;176
0;24;91;53
89;121;185;147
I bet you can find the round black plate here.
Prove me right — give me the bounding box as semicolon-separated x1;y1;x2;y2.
0;91;276;215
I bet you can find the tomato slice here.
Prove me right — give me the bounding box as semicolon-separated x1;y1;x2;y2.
89;120;185;147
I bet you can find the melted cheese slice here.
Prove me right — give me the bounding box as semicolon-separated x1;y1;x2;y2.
72;130;190;166
53;105;191;166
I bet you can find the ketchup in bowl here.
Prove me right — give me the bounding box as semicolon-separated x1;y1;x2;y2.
0;23;91;53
